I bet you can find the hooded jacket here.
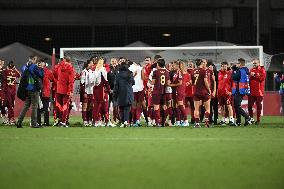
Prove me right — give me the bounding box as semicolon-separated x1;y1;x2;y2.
42;67;54;97
54;61;75;95
21;62;43;92
113;65;135;106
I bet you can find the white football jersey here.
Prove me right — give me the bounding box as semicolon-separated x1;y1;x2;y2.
129;63;144;92
81;69;95;94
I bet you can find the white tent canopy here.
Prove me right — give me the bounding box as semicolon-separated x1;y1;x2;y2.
0;42;52;69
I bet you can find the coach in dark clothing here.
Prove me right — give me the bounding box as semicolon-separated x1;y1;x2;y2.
113;62;134;127
16;55;44;128
108;59;120;122
209;63;219;125
274;73;284;115
108;62;118;105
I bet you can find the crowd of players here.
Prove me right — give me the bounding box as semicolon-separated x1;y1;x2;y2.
0;54;267;128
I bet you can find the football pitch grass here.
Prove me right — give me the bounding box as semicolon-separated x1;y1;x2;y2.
0;116;283;189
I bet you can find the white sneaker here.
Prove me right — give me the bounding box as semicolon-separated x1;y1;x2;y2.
194;123;200;128
120;121;128;128
83;121;89;127
147;119;153;126
107;122;116;127
1;115;8;124
224;117;229;124
98;121;103;127
175;121;181;126
60;122;68;128
183;120;189;127
94;122;99;127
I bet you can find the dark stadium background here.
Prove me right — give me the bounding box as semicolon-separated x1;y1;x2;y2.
0;0;283;53
0;0;283;91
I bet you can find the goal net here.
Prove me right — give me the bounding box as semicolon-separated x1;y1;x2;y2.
60;46;270;96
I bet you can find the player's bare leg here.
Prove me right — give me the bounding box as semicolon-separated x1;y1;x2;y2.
135;101;143;127
177;100;188;126
165;100;173;126
153;104;161;127
131;101;137;126
227;104;235;126
141;100;148;126
194;100;201;128
82;101;88;126
160;104;168;127
203;99;211;128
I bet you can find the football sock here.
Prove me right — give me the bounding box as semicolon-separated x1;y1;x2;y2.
154;109;160;125
142;108;148;123
176;108;181;121
178;105;187;121
195;118;200;124
82;111;87;121
131;107;136;123
136;107;142;122
205;111;210;121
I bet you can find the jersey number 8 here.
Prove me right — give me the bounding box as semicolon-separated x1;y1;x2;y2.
160;75;166;85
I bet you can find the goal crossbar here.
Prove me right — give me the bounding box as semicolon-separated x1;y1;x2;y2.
60;45;263;64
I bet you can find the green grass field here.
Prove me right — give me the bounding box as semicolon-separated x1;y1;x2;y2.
0;116;283;189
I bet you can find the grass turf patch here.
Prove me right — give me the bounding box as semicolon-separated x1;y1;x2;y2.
0;116;283;189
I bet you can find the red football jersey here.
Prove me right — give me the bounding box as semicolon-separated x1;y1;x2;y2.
218;70;232;97
206;69;214;90
3;67;21;93
185;69;194;97
193;67;209;96
0;68;5;100
172;70;182;93
52;61;61;86
42;67;54;97
177;72;189;95
152;68;170;95
0;68;5;89
249;66;266;96
143;63;152;88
